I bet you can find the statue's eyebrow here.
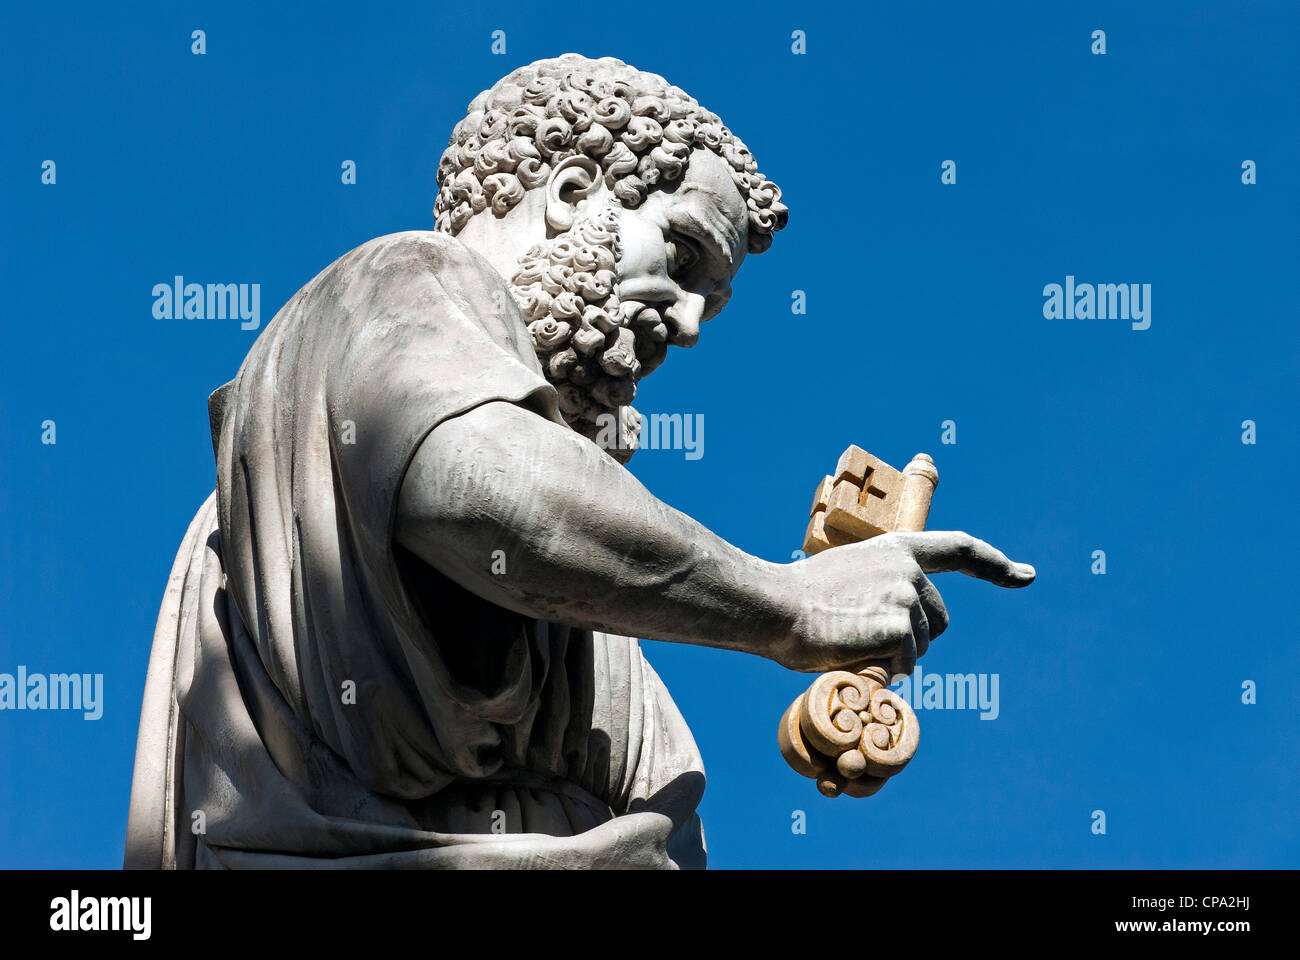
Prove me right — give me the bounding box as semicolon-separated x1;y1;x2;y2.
674;209;735;271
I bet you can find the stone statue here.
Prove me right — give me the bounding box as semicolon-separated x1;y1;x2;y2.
124;54;1035;870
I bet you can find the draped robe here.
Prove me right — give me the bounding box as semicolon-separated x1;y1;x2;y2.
124;231;707;869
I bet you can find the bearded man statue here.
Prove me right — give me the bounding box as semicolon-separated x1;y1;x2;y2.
124;53;1034;869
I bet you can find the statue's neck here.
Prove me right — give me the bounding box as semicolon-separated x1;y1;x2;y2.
451;191;549;285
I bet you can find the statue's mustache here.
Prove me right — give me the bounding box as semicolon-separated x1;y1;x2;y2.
617;300;670;379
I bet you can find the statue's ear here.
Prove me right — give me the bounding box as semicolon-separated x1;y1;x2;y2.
545;155;602;232
207;381;234;460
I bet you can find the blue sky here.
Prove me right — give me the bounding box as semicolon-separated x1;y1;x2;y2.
1;1;1296;868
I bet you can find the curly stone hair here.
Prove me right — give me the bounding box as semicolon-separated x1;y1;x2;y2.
433;54;789;253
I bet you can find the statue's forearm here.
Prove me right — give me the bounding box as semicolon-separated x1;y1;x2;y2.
394;400;795;661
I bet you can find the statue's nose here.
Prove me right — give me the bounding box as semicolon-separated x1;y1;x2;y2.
665;294;704;347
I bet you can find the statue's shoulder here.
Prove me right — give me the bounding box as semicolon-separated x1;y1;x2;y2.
331;230;505;289
263;231;510;343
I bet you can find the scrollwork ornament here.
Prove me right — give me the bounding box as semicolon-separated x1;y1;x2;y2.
778;664;919;798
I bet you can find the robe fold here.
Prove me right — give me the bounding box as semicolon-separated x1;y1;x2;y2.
125;231;706;869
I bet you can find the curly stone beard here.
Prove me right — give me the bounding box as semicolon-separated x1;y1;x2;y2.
509;201;669;463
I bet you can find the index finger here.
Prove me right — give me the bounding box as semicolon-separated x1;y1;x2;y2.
890;531;1036;588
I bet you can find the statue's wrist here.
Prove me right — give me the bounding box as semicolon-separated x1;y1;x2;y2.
743;556;802;666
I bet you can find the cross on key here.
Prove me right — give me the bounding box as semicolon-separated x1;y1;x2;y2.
803;446;938;554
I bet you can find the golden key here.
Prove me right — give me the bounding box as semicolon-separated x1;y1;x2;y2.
779;447;939;798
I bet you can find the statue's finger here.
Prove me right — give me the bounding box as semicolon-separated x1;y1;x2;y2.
912;572;949;639
890;652;916;678
909;598;931;660
894;531;1036;588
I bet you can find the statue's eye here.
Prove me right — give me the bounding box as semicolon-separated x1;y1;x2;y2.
667;236;701;277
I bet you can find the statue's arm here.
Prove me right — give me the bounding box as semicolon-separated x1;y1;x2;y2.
395;400;798;665
395;401;1034;673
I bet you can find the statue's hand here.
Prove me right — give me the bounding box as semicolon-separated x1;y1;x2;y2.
569;811;678;870
779;531;1036;675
